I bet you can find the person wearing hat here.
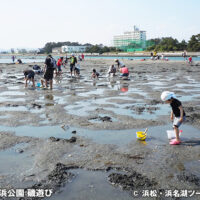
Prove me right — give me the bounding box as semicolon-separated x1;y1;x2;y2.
161;91;186;145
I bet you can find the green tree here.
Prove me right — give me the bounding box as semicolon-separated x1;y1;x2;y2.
86;45;120;54
147;37;181;51
187;34;200;51
18;49;27;54
179;40;187;50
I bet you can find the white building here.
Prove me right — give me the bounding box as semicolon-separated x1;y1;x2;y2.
61;46;87;53
52;47;61;54
113;26;146;50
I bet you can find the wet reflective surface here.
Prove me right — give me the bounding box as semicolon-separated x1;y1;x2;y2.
0;60;200;199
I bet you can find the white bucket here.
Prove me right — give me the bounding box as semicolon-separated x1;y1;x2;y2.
166;130;182;140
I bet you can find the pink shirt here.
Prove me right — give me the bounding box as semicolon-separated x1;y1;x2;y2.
120;67;129;74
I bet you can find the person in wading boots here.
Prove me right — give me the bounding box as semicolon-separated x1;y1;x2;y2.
69;53;77;77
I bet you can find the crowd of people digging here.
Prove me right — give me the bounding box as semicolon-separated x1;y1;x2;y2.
23;54;130;90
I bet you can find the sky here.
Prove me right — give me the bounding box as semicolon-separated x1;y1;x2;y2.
0;0;200;49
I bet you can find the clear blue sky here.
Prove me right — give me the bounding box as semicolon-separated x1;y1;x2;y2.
0;0;199;49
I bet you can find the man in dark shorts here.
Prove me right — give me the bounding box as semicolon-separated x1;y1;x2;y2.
23;70;35;88
42;55;55;89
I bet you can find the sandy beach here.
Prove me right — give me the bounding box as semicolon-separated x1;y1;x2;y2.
0;59;200;199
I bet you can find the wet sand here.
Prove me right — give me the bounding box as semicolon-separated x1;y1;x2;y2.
0;59;200;199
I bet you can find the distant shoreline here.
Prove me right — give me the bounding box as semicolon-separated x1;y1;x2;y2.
0;52;200;57
86;54;199;58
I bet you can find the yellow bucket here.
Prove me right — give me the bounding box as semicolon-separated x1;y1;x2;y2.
136;131;147;141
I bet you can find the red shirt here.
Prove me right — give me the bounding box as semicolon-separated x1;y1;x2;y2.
189;57;192;62
57;59;62;66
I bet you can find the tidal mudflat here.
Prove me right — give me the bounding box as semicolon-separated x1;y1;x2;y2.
0;59;200;199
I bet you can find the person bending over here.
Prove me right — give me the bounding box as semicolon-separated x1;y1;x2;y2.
23;70;35;88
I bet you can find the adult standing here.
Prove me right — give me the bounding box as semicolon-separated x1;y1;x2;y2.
153;50;157;59
64;54;68;65
182;50;187;61
69;54;77;77
43;55;55;89
11;55;15;63
56;57;63;75
81;53;84;60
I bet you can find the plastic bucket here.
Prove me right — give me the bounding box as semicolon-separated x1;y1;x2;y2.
166;130;182;140
37;82;41;87
136;131;147;141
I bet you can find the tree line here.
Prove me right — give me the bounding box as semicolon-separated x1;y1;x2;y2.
40;33;200;54
147;34;200;52
40;41;93;54
40;41;119;54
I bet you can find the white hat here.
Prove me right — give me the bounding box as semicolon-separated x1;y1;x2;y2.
161;91;176;101
72;53;75;56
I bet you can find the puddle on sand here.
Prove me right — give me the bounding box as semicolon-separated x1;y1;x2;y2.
176;83;200;88
7;86;20;90
65;97;168;120
65;102;96;117
0;96;25;102
0;143;33;175
54;96;68;104
0;91;26;96
35;94;68;105
0;105;43;113
39;113;54;124
0;124;199;147
103;103;170;120
177;93;200;102
144;80;167;86
48;169;132;200
0;115;10;119
0;143;36;188
78;88;105;97
0;125;72;139
0;106;28;112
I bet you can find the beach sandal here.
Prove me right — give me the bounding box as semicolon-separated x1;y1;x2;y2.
170;139;181;145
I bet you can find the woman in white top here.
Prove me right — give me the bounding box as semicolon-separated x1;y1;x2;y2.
108;65;116;77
